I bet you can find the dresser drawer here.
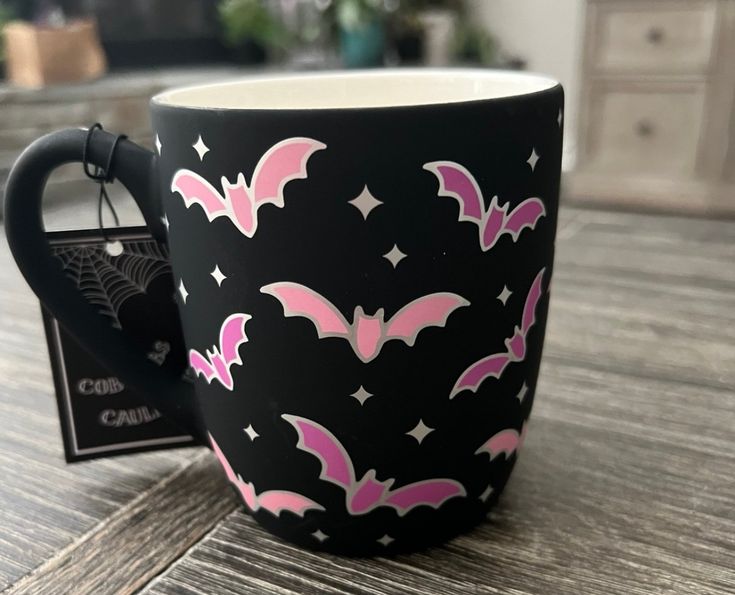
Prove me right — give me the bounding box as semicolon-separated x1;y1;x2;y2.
592;1;717;74
584;83;705;177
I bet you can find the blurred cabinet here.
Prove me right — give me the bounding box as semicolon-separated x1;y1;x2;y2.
568;0;735;215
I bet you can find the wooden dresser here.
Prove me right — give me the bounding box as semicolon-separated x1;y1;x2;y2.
568;0;735;216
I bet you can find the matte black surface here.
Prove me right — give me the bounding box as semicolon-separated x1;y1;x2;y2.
151;84;563;554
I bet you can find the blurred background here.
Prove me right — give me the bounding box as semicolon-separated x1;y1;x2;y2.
0;0;733;218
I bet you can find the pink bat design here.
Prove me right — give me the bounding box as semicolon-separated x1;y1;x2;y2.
171;137;326;237
210;434;324;517
424;161;545;251
282;414;466;516
189;313;251;391
475;422;529;460
450;268;546;398
261;282;469;363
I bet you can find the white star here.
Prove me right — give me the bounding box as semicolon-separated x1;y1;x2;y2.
497;285;512;306
377;534;394;547
516;382;528;403
557;109;563;128
311;529;329;543
161;214;170;232
243;424;259;441
527;147;539;171
479;484;494;502
383;244;407;268
193;135;210;161
210;265;227;287
348;185;383;220
178;279;189;304
350;385;373;405
155;134;162;155
406;419;434;444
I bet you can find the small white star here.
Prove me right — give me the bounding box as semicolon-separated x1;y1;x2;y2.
155;134;162;155
406;419;434;444
193;135;210;161
557;109;563;128
527;147;540;171
161;214;170;232
178;279;189;304
383;244;407;268
350;385;373;405
516;382;529;403
243;424;259;441
377;534;394;547
479;484;494;502
210;265;227;287
497;285;512;306
348;185;383;220
311;529;329;543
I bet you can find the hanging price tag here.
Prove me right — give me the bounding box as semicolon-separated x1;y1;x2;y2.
41;226;196;462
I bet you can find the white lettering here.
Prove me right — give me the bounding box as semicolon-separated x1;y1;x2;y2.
98;406;162;427
76;376;125;396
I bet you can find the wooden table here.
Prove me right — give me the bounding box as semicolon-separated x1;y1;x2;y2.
1;201;733;595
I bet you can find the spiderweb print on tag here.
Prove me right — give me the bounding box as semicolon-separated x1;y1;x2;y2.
52;240;171;329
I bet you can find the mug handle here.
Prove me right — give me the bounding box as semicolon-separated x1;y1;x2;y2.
3;128;207;444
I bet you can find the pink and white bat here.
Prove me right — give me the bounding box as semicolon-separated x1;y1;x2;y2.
282;414;466;516
261;282;469;363
424;161;545;251
171;137;326;237
450;268;546;398
210;434;324;517
475;422;528;460
189;313;251;391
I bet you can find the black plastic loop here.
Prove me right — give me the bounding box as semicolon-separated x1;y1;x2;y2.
83;124;128;239
83;123;128;183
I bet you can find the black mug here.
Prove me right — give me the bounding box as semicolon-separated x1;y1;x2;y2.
5;70;563;555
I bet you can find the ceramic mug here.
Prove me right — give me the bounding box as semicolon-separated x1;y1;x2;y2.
5;70;563;555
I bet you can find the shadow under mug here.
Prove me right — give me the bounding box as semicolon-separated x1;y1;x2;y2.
4;69;563;555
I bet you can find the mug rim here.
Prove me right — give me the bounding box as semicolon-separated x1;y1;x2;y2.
151;68;561;112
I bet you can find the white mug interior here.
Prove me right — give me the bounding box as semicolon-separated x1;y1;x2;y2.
152;69;560;111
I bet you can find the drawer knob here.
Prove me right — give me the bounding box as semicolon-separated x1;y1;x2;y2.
646;27;665;44
636;120;655;137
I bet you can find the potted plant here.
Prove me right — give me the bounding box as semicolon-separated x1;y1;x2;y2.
334;0;386;68
267;0;334;69
0;2;16;79
453;22;497;67
2;0;107;89
389;8;424;64
412;0;460;66
218;0;290;64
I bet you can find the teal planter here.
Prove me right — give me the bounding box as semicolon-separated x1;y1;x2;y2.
340;20;385;68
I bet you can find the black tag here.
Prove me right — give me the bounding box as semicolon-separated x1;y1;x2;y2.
41;226;196;462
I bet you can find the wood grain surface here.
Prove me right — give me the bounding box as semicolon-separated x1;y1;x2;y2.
0;202;733;595
0;197;238;593
5;453;235;595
